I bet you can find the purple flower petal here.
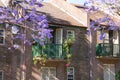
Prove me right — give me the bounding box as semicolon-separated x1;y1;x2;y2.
13;44;19;49
12;26;19;34
100;33;106;40
38;3;43;7
5;24;9;28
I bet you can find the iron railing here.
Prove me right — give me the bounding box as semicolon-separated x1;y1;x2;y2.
96;43;120;57
32;43;71;59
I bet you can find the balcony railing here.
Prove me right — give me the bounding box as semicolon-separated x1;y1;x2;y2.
96;43;120;57
32;43;70;59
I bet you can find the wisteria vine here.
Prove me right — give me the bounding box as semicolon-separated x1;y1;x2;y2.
84;0;120;40
0;0;52;49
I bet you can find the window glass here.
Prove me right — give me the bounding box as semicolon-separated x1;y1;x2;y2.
67;30;75;39
0;71;3;80
67;67;74;80
0;30;5;44
42;67;56;80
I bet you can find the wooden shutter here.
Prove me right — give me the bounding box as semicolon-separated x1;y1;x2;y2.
55;29;63;58
113;31;119;56
55;29;63;44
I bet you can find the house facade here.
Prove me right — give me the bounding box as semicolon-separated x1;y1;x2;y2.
88;10;120;80
31;1;89;80
0;0;90;80
0;0;120;80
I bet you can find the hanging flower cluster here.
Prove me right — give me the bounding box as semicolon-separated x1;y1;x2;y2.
0;0;52;49
84;1;120;40
87;15;119;40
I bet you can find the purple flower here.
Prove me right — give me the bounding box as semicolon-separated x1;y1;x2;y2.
5;24;9;28
25;0;30;2
30;0;37;6
0;15;7;19
12;10;18;15
16;18;24;23
90;21;95;29
38;3;43;7
100;33;106;40
109;26;118;31
87;30;91;36
15;34;22;39
13;44;19;49
24;15;29;20
11;26;19;34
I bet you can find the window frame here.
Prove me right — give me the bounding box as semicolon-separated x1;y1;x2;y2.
0;70;3;80
103;64;115;80
67;30;75;40
41;67;56;80
0;29;5;45
67;67;74;80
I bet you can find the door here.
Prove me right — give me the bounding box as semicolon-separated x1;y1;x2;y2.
103;64;115;80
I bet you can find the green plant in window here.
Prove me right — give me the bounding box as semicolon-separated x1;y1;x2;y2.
66;37;75;46
63;37;75;66
33;44;48;65
33;54;48;65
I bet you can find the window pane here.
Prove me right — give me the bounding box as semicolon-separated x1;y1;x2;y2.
0;30;4;37
67;30;74;39
67;67;74;80
0;37;4;44
0;72;2;80
42;67;56;80
0;30;4;44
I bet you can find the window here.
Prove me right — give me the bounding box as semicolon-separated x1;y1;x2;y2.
41;67;56;80
67;67;74;80
0;71;3;80
67;30;75;39
103;64;115;80
0;30;5;44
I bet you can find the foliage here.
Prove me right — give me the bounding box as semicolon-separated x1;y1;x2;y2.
116;70;120;80
84;0;120;40
0;0;52;50
32;42;48;65
63;37;74;67
33;53;47;65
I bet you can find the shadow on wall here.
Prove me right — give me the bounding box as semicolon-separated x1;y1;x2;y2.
71;27;90;80
0;26;33;80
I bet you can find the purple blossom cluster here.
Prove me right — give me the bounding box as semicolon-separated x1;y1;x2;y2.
0;0;52;49
84;0;119;40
